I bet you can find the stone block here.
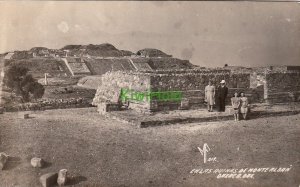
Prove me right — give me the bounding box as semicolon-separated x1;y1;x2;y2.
31;157;44;168
0;107;4;114
107;103;120;111
57;169;68;186
149;101;158;111
0;152;8;170
24;114;29;119
179;99;190;110
40;172;58;187
97;103;120;114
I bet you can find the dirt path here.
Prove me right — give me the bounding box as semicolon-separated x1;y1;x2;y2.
0;108;299;187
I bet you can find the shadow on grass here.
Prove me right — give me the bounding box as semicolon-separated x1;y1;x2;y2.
140;110;300;127
114;185;130;187
42;160;52;169
4;156;21;170
67;175;87;186
249;110;300;120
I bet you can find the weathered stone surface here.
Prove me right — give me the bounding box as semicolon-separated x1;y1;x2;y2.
97;103;121;114
57;169;68;186
0;107;4;114
23;114;29;119
5;96;92;112
264;71;300;103
180;99;190;110
62;58;91;76
30;157;44;168
40;172;58;187
93;70;252;113
92;71;151;112
0;152;8;170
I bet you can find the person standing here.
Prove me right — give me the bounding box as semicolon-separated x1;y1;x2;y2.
217;80;228;112
240;92;249;120
231;92;241;121
205;80;215;112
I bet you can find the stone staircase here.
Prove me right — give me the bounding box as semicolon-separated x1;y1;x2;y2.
62;58;91;76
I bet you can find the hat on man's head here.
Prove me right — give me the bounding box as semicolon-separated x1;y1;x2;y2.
220;80;226;84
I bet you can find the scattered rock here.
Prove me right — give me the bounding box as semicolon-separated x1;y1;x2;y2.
40;172;58;187
57;169;68;186
179;99;189;110
24;114;29;119
0;107;4;114
0;152;8;170
31;157;44;168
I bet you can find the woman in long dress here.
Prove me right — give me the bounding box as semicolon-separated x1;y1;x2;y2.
240;92;249;120
205;81;215;112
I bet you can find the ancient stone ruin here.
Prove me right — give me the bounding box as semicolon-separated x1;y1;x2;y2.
264;68;300;103
93;65;300;114
2;43;299;114
92;69;253;113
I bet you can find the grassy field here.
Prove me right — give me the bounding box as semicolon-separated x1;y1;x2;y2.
0;108;299;187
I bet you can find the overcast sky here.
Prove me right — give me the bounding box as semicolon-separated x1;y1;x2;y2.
0;1;299;67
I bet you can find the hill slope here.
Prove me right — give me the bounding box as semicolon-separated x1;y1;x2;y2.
61;43;132;57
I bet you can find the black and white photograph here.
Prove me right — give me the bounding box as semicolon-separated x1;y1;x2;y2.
0;1;299;186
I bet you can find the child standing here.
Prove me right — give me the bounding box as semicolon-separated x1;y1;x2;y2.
231;92;241;121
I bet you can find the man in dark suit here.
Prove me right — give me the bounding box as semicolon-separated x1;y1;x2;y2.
217;80;228;112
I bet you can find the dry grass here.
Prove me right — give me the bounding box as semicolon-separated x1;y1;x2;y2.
0;107;299;186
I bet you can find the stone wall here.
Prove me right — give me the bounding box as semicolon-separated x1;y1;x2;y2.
92;71;151;112
5;58;71;78
264;71;300;103
85;58;136;75
149;70;251;111
93;67;300;114
265;65;300;72
4;97;91;112
93;70;253;113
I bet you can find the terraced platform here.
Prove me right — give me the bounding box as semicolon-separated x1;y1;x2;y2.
62;58;91;76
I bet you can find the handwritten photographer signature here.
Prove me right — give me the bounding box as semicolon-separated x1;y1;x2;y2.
197;143;217;164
